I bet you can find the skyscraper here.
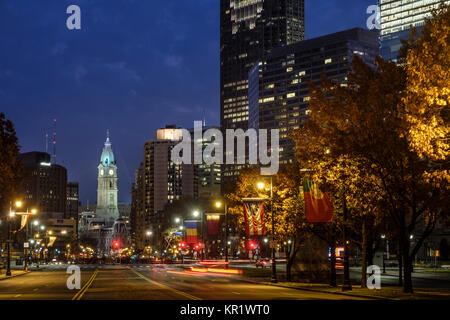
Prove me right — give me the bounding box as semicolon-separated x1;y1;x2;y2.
18;151;67;219
379;0;450;61
220;0;305;190
251;28;379;164
66;182;79;220
131;125;195;250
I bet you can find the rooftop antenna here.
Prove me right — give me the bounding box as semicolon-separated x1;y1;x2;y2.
202;109;206;127
45;133;49;153
52;118;57;164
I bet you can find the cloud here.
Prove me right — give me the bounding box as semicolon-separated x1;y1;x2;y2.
103;61;141;81
51;42;68;55
164;55;183;67
75;65;87;81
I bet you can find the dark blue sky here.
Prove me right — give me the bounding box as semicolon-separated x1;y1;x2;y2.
0;0;374;204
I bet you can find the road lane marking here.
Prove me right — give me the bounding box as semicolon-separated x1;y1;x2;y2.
232;292;241;295
130;269;201;300
14;294;21;298
72;269;98;300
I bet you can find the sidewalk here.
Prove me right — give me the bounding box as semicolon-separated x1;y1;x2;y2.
251;279;450;300
0;270;29;281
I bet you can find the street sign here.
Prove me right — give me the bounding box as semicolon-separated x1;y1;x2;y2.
24;242;29;248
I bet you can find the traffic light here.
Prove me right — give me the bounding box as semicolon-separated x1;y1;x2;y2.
179;241;186;249
194;243;201;250
248;241;255;249
112;240;120;249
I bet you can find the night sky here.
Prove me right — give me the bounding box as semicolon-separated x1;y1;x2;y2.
0;0;374;204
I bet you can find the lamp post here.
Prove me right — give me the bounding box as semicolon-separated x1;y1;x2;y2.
192;210;206;261
257;176;277;283
215;201;228;263
342;194;352;291
381;234;386;274
6;201;23;276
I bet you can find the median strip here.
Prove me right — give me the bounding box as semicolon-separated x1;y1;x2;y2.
72;269;98;300
131;268;201;300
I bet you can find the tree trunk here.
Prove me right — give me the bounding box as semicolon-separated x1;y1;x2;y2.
398;239;403;286
402;238;413;293
361;217;367;288
330;238;337;287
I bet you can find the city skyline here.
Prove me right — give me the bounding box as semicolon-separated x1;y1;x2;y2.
1;0;374;203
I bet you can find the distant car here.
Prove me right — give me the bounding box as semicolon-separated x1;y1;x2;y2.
256;258;271;268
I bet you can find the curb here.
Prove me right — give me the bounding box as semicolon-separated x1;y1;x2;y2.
0;271;30;281
238;277;390;300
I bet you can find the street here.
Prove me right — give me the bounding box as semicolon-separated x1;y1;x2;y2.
0;264;368;300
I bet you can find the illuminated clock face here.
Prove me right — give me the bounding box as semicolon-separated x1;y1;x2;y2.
100;169;104;176
109;169;114;176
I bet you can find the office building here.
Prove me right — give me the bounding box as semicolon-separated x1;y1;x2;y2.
19;152;67;219
131;125;195;250
251;28;379;163
379;0;450;61
220;0;305;189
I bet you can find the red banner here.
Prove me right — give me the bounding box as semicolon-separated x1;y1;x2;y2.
303;179;334;222
243;200;266;236
206;215;220;236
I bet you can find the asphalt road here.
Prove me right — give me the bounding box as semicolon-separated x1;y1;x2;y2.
0;264;367;300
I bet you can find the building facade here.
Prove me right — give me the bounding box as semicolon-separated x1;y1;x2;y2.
78;132;123;254
131;125;195;251
379;0;450;61
96;132;119;223
220;0;305;189
189;126;222;200
19;152;68;219
66;182;79;220
251;28;379;163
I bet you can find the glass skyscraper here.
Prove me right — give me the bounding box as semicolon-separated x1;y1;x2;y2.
379;0;450;61
220;0;305;191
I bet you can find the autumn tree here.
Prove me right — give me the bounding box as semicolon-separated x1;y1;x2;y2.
292;54;447;293
401;3;450;186
227;164;309;281
0;113;23;218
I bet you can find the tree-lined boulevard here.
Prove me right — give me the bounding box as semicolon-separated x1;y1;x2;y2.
1;263;449;300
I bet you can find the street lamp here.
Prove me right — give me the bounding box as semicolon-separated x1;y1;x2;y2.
175;217;181;224
6;201;23;276
215;201;228;263
257;177;277;283
192;210;205;261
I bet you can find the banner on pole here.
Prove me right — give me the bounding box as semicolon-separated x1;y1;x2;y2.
185;221;198;244
206;215;220;236
243;200;266;236
302;179;334;223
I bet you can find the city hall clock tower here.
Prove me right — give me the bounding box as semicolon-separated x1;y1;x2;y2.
96;130;119;222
